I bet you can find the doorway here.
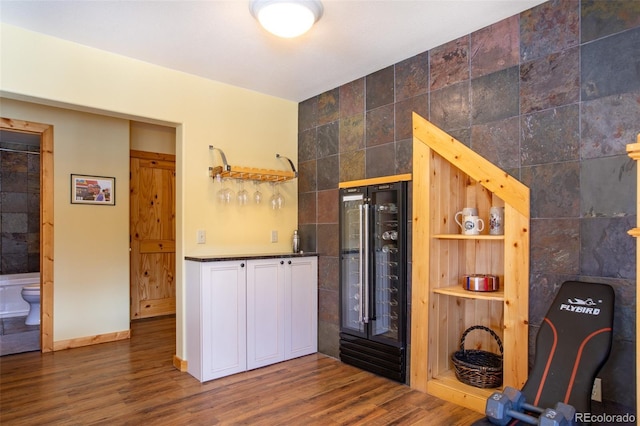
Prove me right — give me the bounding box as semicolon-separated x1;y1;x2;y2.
0;118;54;353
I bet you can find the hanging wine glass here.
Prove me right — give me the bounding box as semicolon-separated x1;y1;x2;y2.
216;174;228;204
237;178;248;206
253;181;263;205
270;182;285;210
275;185;285;209
269;182;279;210
217;175;234;204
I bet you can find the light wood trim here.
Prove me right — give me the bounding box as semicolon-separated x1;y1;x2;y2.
627;136;640;418
502;206;530;389
0;117;51;133
0;117;54;353
410;139;430;392
412;112;529;217
339;173;412;188
53;329;131;351
173;355;188;372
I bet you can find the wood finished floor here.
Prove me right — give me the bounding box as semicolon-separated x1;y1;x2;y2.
0;316;479;425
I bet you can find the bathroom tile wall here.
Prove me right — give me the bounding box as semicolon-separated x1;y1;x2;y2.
298;0;639;409
0;130;40;274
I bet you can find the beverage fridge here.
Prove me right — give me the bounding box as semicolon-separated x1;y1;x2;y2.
339;180;408;383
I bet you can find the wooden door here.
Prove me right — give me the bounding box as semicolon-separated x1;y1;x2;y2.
130;150;176;320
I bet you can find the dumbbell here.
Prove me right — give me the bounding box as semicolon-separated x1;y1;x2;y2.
486;386;576;426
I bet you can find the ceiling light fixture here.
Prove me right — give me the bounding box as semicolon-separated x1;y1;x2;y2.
250;0;323;38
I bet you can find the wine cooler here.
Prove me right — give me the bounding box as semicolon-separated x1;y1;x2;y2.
338;180;408;383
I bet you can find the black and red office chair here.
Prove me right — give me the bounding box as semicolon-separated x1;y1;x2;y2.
473;280;615;425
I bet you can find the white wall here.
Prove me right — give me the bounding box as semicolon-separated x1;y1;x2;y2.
0;23;299;360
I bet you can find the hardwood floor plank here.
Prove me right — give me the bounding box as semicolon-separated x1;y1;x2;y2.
0;316;480;425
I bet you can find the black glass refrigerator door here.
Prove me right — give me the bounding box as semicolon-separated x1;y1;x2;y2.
369;183;406;347
339;190;367;338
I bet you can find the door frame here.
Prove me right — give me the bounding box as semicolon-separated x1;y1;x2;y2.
1;118;54;352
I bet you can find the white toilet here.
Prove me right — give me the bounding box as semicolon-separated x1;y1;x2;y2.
21;284;40;326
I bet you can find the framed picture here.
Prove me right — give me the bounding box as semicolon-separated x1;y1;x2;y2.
71;174;115;205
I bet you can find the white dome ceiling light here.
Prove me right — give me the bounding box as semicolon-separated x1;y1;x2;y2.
250;0;323;38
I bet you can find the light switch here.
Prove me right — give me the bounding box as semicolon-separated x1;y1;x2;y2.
271;230;278;243
197;229;206;244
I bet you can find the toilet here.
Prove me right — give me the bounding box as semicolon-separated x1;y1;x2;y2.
21;284;40;326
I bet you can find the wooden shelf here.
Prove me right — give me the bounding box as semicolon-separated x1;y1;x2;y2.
210;165;296;183
434;234;505;240
433;285;504;301
209;146;297;183
427;369;498;413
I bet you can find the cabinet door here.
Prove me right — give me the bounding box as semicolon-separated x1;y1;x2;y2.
285;257;318;359
201;260;247;381
246;259;285;370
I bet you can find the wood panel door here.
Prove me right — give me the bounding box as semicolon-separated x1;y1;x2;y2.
130;150;176;320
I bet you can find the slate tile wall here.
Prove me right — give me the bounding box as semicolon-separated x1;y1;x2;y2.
0;130;41;274
298;0;639;409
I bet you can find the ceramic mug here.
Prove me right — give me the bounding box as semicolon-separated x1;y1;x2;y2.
461;215;484;235
489;206;504;235
455;207;478;232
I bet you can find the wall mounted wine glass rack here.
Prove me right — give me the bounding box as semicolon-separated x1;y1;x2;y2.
209;145;297;183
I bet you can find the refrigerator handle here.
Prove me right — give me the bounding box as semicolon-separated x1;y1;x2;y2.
363;203;370;323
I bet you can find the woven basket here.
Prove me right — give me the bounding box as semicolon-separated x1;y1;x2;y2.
451;325;503;388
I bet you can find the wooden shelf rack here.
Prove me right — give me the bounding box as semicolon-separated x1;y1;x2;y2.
209;146;297;183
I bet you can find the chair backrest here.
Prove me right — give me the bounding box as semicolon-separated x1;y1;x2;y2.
521;281;614;414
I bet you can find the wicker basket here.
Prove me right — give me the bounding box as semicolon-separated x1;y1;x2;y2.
451;325;503;388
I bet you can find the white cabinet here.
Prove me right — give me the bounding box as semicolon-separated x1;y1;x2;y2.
186;255;317;382
246;256;319;369
284;257;318;359
246;259;285;369
186;259;247;382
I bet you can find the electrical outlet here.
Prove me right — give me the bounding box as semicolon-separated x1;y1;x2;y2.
271;230;278;243
591;377;602;402
197;229;206;244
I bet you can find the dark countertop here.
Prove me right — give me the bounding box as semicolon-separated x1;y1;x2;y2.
185;252;318;262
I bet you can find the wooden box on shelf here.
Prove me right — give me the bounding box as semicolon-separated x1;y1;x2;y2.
410;112;530;413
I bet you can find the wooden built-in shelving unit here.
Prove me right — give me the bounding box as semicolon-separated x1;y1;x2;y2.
410;112;530;413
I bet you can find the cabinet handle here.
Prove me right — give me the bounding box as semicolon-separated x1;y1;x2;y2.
240;263;245;268
288;260;292;265
280;260;284;265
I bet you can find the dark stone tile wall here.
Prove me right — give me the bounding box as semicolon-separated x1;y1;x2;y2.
298;0;639;409
0;130;41;274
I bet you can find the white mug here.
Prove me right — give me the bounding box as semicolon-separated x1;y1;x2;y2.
462;215;484;235
455;207;478;231
489;206;504;235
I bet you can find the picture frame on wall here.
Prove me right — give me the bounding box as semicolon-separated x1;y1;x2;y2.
70;174;115;205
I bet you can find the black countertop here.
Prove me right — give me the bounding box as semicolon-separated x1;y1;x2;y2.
185;252;318;262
